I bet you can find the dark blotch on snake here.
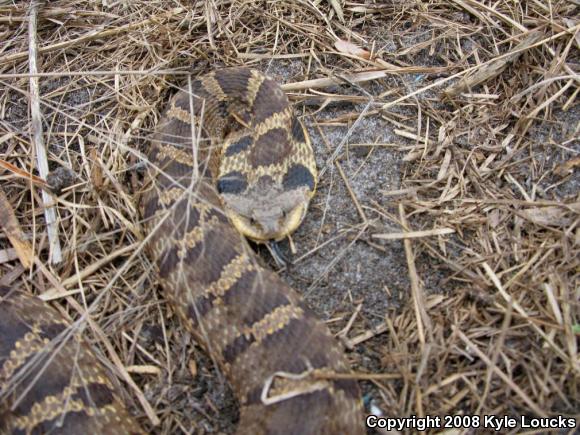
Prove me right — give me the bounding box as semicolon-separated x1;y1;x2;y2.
217;171;248;194
225;136;252;157
290;117;306;144
282;164;315;191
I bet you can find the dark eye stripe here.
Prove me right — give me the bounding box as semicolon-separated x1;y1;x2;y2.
282;164;315;191
217;171;248;194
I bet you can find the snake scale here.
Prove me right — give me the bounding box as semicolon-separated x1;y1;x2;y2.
0;68;364;434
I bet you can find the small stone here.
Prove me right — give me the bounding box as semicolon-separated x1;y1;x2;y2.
46;166;77;194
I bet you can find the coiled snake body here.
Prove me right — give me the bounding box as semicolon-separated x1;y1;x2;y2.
0;68;364;434
0;286;142;434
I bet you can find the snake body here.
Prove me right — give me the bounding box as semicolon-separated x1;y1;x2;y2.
0;286;142;434
0;68;364;434
142;67;363;434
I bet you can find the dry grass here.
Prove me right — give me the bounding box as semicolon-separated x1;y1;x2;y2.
0;0;578;433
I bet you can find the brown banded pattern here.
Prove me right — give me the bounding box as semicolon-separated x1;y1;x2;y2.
0;286;142;435
142;67;364;434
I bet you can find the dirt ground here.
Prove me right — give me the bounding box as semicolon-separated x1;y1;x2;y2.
0;1;578;434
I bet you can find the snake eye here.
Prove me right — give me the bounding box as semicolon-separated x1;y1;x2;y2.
249;217;257;226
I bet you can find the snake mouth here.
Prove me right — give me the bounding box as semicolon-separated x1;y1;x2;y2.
226;203;308;243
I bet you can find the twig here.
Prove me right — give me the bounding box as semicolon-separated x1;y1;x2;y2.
28;0;62;264
40;242;140;300
2;7;186;65
399;204;432;347
444;30;544;97
453;326;547;417
0;158;49;189
373;227;455;240
344;321;388;349
482;262;575;371
0;187;33;269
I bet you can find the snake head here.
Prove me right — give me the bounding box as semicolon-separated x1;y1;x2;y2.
217;166;316;242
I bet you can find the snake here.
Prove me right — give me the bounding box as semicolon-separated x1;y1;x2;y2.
0;67;365;434
0;285;143;434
